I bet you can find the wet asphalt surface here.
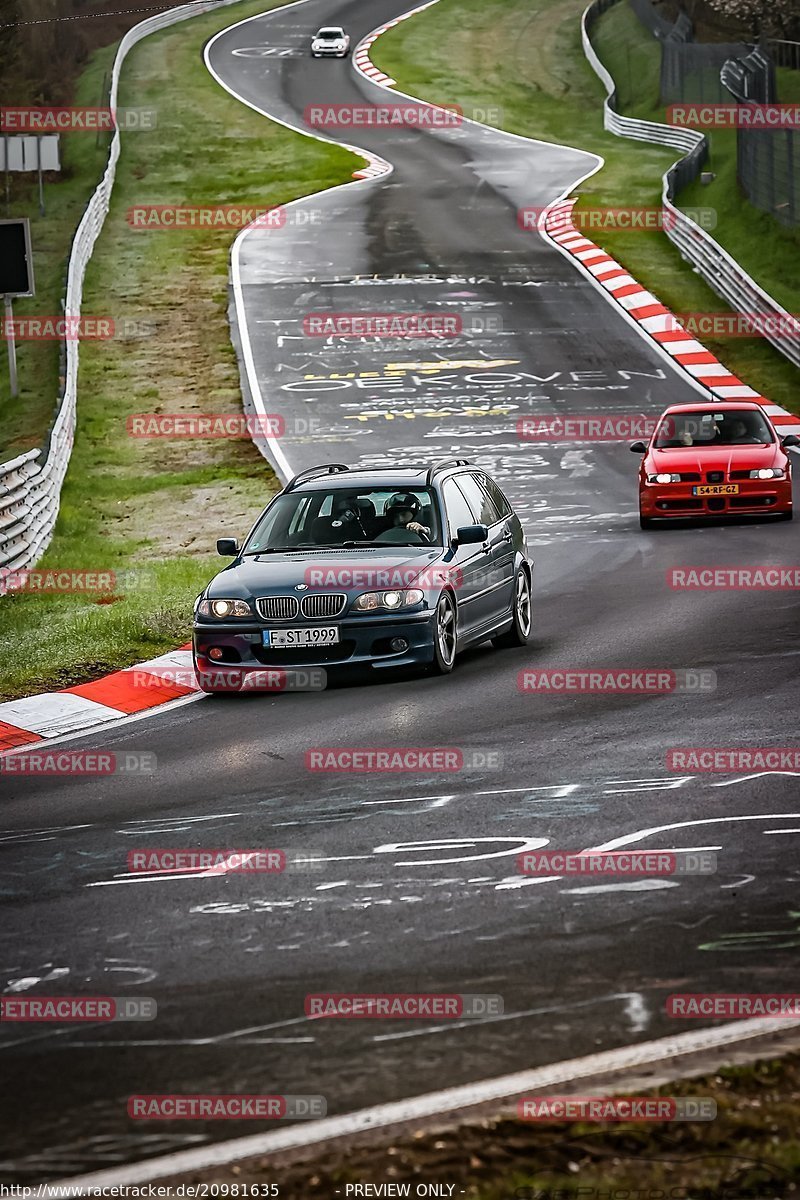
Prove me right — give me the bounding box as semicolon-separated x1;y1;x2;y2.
1;0;799;1183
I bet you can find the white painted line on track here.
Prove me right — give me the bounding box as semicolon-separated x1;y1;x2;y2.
56;1016;800;1188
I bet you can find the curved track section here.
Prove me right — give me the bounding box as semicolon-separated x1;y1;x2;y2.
2;0;799;1182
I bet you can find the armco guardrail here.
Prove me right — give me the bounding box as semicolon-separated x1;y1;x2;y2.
582;0;800;371
582;0;704;158
0;0;243;576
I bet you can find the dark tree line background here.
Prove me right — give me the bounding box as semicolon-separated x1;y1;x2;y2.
657;0;800;41
0;0;188;105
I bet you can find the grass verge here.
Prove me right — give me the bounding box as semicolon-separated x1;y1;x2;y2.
371;0;800;412
0;0;358;702
165;1053;800;1196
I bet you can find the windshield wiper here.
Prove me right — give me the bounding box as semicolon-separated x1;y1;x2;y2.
245;541;436;555
244;543;338;555
340;540;435;548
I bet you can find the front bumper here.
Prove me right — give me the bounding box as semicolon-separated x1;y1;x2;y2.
193;609;436;685
312;46;348;55
640;478;792;519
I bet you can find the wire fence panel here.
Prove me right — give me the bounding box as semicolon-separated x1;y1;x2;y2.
719;49;799;227
628;0;674;40
629;0;692;42
768;39;800;71
737;119;800;226
662;41;751;104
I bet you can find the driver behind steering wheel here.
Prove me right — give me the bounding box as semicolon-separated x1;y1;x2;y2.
330;494;369;539
381;492;432;542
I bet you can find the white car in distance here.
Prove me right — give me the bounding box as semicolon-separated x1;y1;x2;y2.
310;26;350;57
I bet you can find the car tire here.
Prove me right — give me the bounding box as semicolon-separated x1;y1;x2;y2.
492;568;533;649
430;592;457;674
776;510;793;521
639;512;655;530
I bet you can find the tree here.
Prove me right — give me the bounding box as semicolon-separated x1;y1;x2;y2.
703;0;800;39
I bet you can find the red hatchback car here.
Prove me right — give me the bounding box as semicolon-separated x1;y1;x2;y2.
631;402;797;529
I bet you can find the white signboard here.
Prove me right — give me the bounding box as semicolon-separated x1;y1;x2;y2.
0;135;60;172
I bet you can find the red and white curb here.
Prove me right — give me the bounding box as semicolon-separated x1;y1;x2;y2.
353;39;395;87
542;199;800;436
0;645;200;754
352;0;439;90
352;154;391;180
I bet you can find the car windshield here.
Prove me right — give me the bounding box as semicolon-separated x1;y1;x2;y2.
244;487;442;553
317;28;343;37
654;409;774;448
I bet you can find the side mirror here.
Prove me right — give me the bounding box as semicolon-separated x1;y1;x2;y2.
630;441;647;454
216;538;240;557
781;433;800;448
454;523;488;546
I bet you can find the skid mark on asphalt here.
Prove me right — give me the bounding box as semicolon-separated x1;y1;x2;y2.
0;824;91;845
2;1133;205;1181
5;966;69;992
370;990;652;1042
22;992;657;1053
560;879;679;895
0;1013;318;1053
698;912;800;952
117;813;243;836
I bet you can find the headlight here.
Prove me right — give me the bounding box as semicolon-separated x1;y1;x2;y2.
750;467;784;479
648;473;680;484
352;589;424;612
197;598;252;618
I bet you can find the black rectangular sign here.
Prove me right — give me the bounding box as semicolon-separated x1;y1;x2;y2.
0;219;35;296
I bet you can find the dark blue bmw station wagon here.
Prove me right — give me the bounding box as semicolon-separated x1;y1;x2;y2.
193;460;533;690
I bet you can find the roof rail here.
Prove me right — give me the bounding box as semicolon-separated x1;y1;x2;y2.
340;463;431;473
425;458;471;485
284;464;350;492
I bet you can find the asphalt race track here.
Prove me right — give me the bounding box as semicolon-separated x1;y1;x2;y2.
2;0;799;1182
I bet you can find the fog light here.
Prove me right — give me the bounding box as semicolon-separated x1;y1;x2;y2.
209;647;224;660
390;638;408;653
